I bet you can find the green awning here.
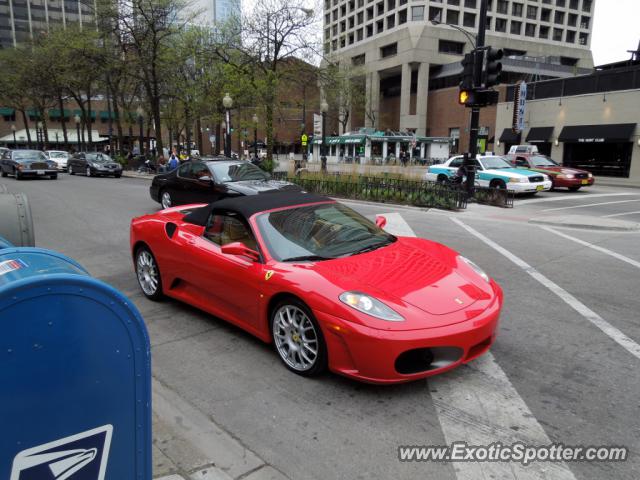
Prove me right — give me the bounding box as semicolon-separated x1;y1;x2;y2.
99;111;117;120
27;108;42;119
48;109;71;119
0;107;15;116
73;109;97;120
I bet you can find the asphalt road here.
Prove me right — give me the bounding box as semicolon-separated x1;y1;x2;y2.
2;174;639;480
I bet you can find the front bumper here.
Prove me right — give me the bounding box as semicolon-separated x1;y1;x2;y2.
91;167;122;176
19;169;58;177
315;289;502;384
554;176;594;188
508;180;552;193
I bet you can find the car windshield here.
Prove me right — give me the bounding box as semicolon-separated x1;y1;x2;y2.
87;154;112;163
14;151;47;162
256;203;396;262
480;156;513;170
530;155;559;167
48;152;68;159
209;162;270;182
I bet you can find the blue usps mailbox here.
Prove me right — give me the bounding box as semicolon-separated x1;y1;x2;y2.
0;245;151;480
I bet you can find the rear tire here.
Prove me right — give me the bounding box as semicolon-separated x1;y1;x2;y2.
135;246;164;301
568;186;581;192
270;297;327;377
160;190;173;209
437;174;449;185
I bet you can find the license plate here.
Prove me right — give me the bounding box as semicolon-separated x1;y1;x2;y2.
36;170;45;175
536;185;544;191
581;180;589;185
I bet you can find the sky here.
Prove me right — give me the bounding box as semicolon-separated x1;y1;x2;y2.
591;0;640;65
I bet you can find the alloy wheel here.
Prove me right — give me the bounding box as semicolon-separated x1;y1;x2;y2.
272;305;319;372
161;191;172;209
136;249;159;296
86;166;91;177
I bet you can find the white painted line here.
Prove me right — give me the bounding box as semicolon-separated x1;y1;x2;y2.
452;218;640;362
382;214;577;480
541;226;640;270
540;199;640;212
603;210;640;218
518;192;638;205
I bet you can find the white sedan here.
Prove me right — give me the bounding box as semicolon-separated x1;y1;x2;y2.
45;150;70;171
426;155;552;193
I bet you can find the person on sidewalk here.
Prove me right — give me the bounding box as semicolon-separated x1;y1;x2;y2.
168;151;180;171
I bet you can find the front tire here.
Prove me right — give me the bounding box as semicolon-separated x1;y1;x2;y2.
270;298;327;377
69;166;75;175
160;190;173;209
50;174;58;180
15;169;22;180
86;166;92;177
135;246;164;301
1;170;7;178
490;179;506;190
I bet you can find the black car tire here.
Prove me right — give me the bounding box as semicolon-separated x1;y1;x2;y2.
490;179;506;189
115;174;121;178
15;169;22;180
69;166;75;175
50;174;58;180
1;170;7;178
135;246;164;301
86;166;92;177
160;189;173;209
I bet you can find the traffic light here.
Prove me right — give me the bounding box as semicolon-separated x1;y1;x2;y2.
459;89;471;105
458;89;499;107
484;47;504;88
460;52;476;90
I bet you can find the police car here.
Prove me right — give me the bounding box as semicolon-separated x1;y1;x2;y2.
425;155;553;193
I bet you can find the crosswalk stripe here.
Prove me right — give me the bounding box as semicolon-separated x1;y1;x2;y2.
380;213;577;480
518;193;638;205
541;199;640;212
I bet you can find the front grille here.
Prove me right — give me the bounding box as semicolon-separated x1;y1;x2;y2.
528;176;544;183
575;173;589;179
29;162;49;169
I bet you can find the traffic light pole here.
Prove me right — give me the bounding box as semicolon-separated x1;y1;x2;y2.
464;0;488;197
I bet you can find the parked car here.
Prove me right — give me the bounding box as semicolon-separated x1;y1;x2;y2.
0;149;58;180
150;157;300;209
425;155;552;193
45;150;71;171
130;192;503;383
68;152;123;178
505;153;594;191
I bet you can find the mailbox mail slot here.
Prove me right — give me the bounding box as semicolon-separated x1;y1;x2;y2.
0;245;151;480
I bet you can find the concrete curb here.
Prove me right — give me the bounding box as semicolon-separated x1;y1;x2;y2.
528;215;640;232
152;377;290;480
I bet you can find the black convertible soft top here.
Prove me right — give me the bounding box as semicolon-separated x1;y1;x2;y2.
183;191;333;226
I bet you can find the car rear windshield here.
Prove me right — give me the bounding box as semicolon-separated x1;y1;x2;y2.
209;162;270;182
256;203;396;262
14;151;47;162
530;155;559;167
48;152;68;159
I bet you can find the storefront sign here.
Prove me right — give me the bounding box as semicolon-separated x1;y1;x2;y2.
578;138;605;143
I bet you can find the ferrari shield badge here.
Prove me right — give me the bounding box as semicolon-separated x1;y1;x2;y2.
265;270;274;281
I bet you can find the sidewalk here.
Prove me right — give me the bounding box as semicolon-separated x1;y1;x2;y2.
152;378;289;480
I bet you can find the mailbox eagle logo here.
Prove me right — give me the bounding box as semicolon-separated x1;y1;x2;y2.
10;425;112;480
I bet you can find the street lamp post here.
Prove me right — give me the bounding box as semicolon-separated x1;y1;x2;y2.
320;100;328;173
252;114;258;161
136;106;144;157
11;124;16;147
74;114;81;152
222;93;233;157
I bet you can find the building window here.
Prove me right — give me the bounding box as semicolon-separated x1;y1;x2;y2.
569;0;578;8
349;16;355;28
463;12;475;27
398;8;407;23
340;36;346;48
579;32;588;44
554;11;565;24
332;39;337;50
464;0;476;8
325;13;330;23
495;17;507;32
387;13;395;28
512;2;522;16
380;42;397;57
324;43;330;54
582;0;591;11
446;9;459;24
565;30;575;43
366;24;374;36
525;23;536;37
510;20;521;34
411;5;424;20
553;27;563;41
580;16;590;28
356;28;363;40
447;0;459;4
526;5;537;19
376;19;384;32
567;13;577;26
429;6;442;21
357;11;363;24
556;0;565;7
352;54;365;65
377;1;384;15
387;0;395;10
367;6;374;20
486;16;492;29
539;25;549;38
496;0;508;14
348;33;354;44
438;39;465;54
541;8;551;21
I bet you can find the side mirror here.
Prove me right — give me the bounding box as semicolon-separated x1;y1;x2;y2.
221;242;259;262
198;175;213;184
375;215;387;229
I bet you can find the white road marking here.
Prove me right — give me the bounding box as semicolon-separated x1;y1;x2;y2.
540;199;640;212
541;226;640;270
603;210;640;218
382;214;577;480
452;218;640;362
518;192;638;205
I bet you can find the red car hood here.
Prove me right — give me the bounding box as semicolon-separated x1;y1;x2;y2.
311;237;491;321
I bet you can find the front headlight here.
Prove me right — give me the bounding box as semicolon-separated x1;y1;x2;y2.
565;174;575;179
339;292;404;321
588;173;593;178
509;177;527;183
459;256;490;283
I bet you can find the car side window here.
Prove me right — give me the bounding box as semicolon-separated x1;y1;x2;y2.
449;158;462;168
473;159;482;169
203;214;258;252
191;162;210;179
178;163;193;179
516;157;528;167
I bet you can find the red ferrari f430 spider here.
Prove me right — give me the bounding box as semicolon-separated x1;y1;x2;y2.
130;192;503;384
